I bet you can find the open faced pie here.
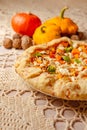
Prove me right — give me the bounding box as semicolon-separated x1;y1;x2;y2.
15;37;87;100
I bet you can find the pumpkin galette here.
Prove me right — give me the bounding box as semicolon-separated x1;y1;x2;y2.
15;37;87;100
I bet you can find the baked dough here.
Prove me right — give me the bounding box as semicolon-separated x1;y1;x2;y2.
15;37;87;100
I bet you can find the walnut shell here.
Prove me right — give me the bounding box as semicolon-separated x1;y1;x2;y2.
3;38;13;49
77;32;84;40
12;33;22;39
13;38;22;49
21;35;33;50
70;35;80;40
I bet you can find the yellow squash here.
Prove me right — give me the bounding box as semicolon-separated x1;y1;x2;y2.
33;23;61;44
44;7;78;35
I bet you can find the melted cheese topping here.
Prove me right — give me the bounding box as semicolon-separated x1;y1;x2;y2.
30;41;87;82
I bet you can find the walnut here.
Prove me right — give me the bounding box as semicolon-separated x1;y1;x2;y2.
70;35;80;40
3;38;13;49
77;32;84;40
21;35;33;50
12;33;22;39
13;38;22;49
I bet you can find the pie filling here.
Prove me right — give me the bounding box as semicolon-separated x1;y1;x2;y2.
29;41;87;81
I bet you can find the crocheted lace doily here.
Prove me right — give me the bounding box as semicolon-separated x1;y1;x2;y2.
0;3;87;130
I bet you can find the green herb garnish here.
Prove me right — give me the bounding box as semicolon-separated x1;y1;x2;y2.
74;59;81;64
34;52;42;57
47;65;56;74
65;46;73;53
62;55;71;62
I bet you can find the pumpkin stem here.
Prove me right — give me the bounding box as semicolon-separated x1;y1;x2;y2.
60;7;68;18
41;26;46;33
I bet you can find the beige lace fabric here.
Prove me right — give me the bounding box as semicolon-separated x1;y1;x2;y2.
0;1;87;130
0;47;87;130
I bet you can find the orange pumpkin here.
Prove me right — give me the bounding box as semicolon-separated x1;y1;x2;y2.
33;23;61;44
11;12;42;37
44;7;78;35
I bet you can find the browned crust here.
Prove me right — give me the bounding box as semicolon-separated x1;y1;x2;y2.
15;37;87;100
